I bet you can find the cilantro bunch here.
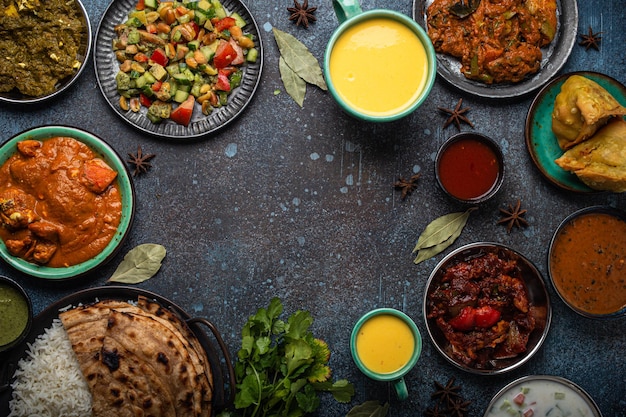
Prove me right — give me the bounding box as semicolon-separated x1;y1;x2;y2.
221;297;354;417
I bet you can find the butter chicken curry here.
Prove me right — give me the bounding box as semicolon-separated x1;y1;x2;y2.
0;137;121;267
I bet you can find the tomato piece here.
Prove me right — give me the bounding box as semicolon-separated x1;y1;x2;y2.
139;93;152;107
170;95;195;126
474;306;501;328
150;48;169;66
215;16;236;32
228;38;244;65
213;40;236;68
134;52;149;63
151;80;163;92
449;306;475;331
136;0;145;11
215;71;231;92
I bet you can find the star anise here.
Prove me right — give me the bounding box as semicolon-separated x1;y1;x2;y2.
127;145;156;176
287;0;317;28
394;173;421;200
424;404;446;417
579;26;602;50
446;398;472;417
438;98;474;130
431;377;462;406
498;199;528;233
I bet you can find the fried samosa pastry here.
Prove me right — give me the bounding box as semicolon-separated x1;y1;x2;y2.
555;118;626;192
552;75;626;149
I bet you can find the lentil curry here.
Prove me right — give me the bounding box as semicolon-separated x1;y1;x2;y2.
0;0;85;97
426;0;557;84
0;137;122;267
550;212;626;316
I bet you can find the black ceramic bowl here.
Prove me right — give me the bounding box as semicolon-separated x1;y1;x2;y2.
548;206;626;319
423;242;551;375
0;275;33;354
435;132;504;204
0;0;92;104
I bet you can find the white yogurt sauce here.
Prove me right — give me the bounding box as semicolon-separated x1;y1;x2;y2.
486;377;600;417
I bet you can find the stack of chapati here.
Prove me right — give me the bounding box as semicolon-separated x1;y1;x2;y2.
59;296;213;417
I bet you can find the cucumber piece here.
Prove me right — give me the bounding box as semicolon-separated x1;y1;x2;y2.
173;89;190;103
231;12;246;27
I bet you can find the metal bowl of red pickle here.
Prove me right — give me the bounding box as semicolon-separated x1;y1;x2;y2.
423;242;551;375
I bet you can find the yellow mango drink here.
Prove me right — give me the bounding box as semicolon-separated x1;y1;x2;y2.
355;313;416;374
328;17;430;118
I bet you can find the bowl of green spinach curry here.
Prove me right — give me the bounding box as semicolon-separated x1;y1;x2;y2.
0;0;92;104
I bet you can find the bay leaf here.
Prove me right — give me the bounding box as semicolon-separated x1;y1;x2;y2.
414;234;458;265
107;243;166;284
412;208;476;253
272;28;328;91
279;56;306;107
346;401;389;417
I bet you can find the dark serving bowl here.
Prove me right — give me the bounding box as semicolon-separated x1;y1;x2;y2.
435;132;504;204
423;242;551;375
548;206;626;319
0;275;33;354
0;0;92;104
0;126;135;280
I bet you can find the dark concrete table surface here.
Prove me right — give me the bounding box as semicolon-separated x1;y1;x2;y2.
1;0;624;416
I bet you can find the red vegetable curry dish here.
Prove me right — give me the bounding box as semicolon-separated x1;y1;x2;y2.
0;138;121;267
426;0;557;84
427;251;546;369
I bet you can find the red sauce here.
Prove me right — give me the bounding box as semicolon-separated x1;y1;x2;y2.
438;137;500;200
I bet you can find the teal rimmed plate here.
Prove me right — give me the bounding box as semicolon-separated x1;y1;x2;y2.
0;126;135;280
524;71;626;193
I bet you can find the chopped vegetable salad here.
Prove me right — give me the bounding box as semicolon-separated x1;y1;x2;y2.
113;0;258;126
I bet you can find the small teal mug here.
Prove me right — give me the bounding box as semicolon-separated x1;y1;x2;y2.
350;308;422;400
324;0;436;122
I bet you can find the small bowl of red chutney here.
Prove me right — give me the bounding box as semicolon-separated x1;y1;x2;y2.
435;132;504;204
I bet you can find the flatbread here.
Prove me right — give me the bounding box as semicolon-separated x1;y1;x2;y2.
59;298;213;416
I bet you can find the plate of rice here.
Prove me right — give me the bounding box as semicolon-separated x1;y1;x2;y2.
0;286;235;416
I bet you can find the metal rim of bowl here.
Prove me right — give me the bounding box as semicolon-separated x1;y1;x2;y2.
0;0;93;104
0;125;135;280
482;375;603;417
435;132;505;204
422;242;552;375
547;205;626;319
0;275;33;354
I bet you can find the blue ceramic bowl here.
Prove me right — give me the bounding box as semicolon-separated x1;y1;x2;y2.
0;126;135;280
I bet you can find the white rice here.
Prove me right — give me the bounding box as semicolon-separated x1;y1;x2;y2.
8;319;92;417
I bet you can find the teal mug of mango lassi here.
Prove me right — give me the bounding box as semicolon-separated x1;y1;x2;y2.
350;308;422;400
324;0;436;122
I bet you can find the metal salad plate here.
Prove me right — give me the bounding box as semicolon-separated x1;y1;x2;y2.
412;0;578;99
94;0;263;140
0;286;235;415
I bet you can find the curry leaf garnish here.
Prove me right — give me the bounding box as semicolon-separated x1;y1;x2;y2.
227;297;354;417
107;243;166;284
346;401;390;416
413;208;476;264
449;0;481;18
272;27;327;106
279;56;306;107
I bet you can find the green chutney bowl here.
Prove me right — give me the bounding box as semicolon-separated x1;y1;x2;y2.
0;125;135;280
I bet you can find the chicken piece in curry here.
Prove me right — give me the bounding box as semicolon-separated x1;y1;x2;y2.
427;0;557;84
0;137;121;267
